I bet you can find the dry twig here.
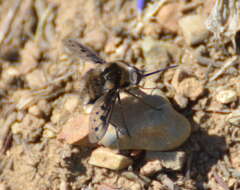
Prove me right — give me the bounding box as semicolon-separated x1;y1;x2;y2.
0;0;21;46
209;56;239;81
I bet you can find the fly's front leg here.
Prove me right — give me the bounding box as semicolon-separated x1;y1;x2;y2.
125;90;162;111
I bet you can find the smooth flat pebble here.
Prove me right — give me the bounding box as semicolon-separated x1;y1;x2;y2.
89;147;133;170
99;90;191;151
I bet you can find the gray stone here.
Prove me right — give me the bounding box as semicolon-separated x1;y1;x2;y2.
145;151;186;170
99;90;191;151
140;151;186;176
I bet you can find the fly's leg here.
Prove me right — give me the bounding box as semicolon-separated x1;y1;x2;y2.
125;90;162;111
111;122;120;149
116;93;131;138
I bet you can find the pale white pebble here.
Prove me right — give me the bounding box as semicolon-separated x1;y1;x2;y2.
226;111;240;126
216;90;237;104
228;178;237;188
17;111;25;121
140;160;163;176
59;180;69;190
28;105;41;116
174;94;188;108
1;67;20;80
43;123;57;139
51;111;62;124
43;129;56;138
89;147;133;170
11;122;22;134
13;90;35;110
0;183;8;190
64;95;80;112
130;183;142;190
25;69;47;89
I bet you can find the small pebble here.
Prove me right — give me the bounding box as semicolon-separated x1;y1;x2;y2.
19;40;40;74
59;180;69;190
25;69;47;89
51;111;62;124
97;184;119;190
179;15;209;45
43;129;56;139
156;174;176;189
1;67;20;81
228;178;237;188
17;111;25;121
145;151;186;171
141;37;170;73
64;95;80;112
156;2;181;33
140;160;163;176
174;94;188;108
230;150;240;170
57;113;90;145
177;77;205;101
11;114;44;143
151;180;165;190
216;90;237;104
11;122;22;134
89;147;133;170
28;105;41;116
0;183;8;190
37;99;51;116
13;90;35;110
227;111;240;126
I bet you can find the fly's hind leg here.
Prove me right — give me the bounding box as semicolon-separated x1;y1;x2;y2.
116;93;131;138
111;122;121;149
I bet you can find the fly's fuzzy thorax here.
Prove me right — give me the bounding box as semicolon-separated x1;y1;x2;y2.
114;61;143;88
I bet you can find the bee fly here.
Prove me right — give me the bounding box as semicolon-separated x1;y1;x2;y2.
63;38;177;143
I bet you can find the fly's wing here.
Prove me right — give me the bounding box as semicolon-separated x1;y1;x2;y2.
89;90;117;143
62;38;106;64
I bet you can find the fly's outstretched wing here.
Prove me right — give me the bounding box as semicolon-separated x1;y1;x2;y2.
89;90;117;143
62;38;106;64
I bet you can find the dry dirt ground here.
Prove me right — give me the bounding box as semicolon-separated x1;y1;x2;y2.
0;0;240;189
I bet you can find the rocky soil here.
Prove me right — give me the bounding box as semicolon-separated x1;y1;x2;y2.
0;0;240;189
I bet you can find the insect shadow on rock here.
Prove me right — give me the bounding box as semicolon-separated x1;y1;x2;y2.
63;38;177;143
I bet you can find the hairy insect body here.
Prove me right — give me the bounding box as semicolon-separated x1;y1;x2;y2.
80;62;142;105
79;67;105;105
63;38;176;143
